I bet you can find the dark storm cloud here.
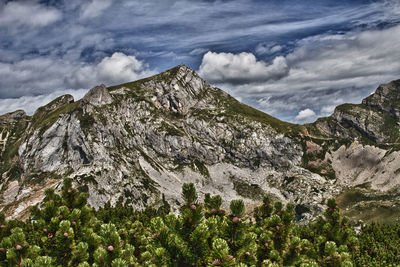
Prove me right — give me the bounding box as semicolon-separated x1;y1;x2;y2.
0;0;399;122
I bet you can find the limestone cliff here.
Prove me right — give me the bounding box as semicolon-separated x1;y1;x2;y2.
1;65;399;223
0;65;333;221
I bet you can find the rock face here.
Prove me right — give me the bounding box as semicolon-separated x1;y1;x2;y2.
303;79;400;222
80;84;113;112
0;65;331;221
362;80;400;118
328;142;400;191
313;80;400;144
0;65;399;223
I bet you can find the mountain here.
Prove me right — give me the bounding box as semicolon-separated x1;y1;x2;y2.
0;65;399;223
304;79;400;222
311;80;400;144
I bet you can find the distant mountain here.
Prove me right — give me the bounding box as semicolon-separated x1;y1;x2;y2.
304;79;400;222
1;65;399;223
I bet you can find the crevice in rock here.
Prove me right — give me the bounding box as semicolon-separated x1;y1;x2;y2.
72;145;90;164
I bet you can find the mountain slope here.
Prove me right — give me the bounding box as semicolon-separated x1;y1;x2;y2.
0;65;333;221
1;65;400;223
309;79;400;144
304;80;400;223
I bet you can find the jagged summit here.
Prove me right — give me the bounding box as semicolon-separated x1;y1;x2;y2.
166;64;196;75
80;84;113;113
2;66;400;223
310;80;400;144
0;65;314;220
107;64;217;115
362;79;400;118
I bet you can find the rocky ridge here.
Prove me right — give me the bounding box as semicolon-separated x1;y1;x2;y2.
0;65;332;221
312;80;400;144
304;79;400;222
0;66;399;223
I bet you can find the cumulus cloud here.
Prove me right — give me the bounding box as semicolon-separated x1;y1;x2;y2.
0;1;62;29
295;109;317;123
199;51;289;84
0;51;155;115
80;0;113;19
0;52;154;105
66;52;156;88
205;24;400;122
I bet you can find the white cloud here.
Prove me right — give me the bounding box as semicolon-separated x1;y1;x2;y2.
0;52;154;98
81;0;113;19
189;48;208;56
0;1;61;29
204;24;400;122
320;105;336;116
0;57;73;98
280;25;400;92
199;51;289;84
0;89;88;116
66;52;156;88
0;52;155;115
255;43;283;55
295;109;317;123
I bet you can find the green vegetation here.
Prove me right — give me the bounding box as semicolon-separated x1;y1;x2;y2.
193;159;210;178
0;116;30;181
170;158;211;179
1;179;399;266
77;112;95;131
32;99;79;136
229;175;266;200
355;223;400;265
337;187;400;224
159;121;186;137
221;93;302;136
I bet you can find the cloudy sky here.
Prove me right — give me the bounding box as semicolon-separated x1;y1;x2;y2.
1;0;400;123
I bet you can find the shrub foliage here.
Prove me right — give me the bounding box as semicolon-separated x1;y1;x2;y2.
0;179;399;266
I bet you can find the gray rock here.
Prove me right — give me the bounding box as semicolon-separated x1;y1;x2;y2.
362;80;400;118
80;84;113;113
1;65;399;223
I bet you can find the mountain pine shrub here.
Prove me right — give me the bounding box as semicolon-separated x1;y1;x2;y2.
0;179;399;266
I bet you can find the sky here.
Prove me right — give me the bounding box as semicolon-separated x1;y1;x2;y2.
0;0;400;123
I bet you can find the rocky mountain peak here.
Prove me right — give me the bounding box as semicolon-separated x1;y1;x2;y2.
311;79;400;144
362;80;400;118
4;65;400;223
141;65;217;115
80;84;113;113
